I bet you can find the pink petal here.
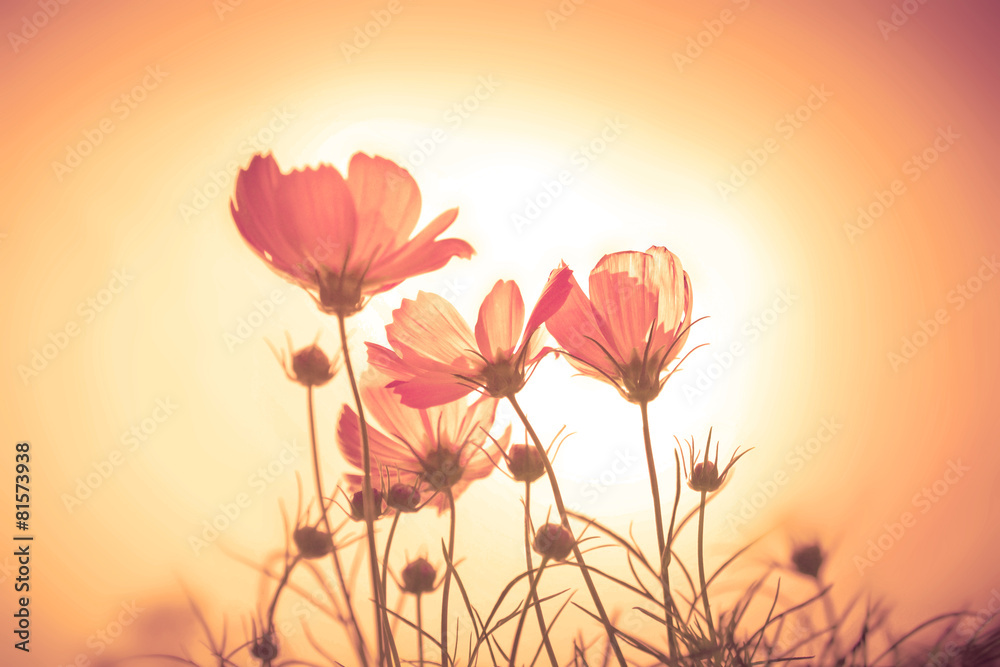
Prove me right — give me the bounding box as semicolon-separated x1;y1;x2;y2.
544;265;622;379
345;153;422;268
336;405;421;477
389;377;475;409
474;280;525;363
520;265;574;351
231;154;357;286
385;292;480;373
364;208;474;290
589;251;660;361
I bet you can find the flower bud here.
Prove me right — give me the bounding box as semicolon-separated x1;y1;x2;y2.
291;345;336;387
532;523;575;561
507;444;545;483
386;483;421;513
349;488;384;521
250;635;278;660
401;557;437;595
792;543;824;579
293;526;333;559
687;461;721;493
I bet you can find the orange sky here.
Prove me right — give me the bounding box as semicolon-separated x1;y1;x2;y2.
2;0;1000;665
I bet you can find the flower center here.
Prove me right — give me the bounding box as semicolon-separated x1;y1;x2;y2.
317;270;365;316
480;360;523;398
421;447;464;490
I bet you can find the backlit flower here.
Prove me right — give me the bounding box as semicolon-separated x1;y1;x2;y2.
337;373;508;513
366;268;573;408
545;247;694;403
230;153;474;316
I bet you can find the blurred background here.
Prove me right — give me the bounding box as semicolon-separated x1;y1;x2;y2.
2;0;999;664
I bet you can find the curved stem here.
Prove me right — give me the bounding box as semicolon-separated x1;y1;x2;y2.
510;556;550;666
639;400;677;656
307;386;368;665
697;489;716;643
416;594;425;667
380;512;402;666
506;394;627;667
337;313;386;665
524;481;558;667
440;489;457;667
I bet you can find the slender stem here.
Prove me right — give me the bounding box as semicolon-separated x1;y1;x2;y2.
507;394;627;667
510;556;550;666
307;386;369;665
524;481;559;667
440;489;457;667
416;594;425;667
665;449;682;659
380;512;402;666
337;313;386;665
697;489;716;643
639;401;677;655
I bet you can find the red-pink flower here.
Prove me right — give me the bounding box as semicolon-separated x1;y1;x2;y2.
366;267;573;408
337;374;508;513
545;246;695;403
230;153;474;316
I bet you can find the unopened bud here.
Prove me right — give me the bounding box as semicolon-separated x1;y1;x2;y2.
386;483;421;513
293;526;333;559
532;523;575;561
507;444;545;483
401;557;437;594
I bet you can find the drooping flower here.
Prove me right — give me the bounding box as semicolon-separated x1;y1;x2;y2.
545;247;695;403
230;153;474;316
336;373;508;513
366;268;573;408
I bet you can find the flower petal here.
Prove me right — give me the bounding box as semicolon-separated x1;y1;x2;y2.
521;265;574;351
544;265;622;380
385;291;480;373
336;405;421;477
346;153;422;267
363;208;474;291
231;154;357;286
474;280;525;363
589;251;660;362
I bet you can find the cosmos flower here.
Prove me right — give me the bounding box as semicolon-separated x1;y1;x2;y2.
545;246;695;403
336;373;508;513
366;267;573;408
230;152;474;316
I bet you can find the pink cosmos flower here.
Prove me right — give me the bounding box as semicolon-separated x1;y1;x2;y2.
230;153;474;316
337;373;508;513
366;267;573;408
545;246;695;403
